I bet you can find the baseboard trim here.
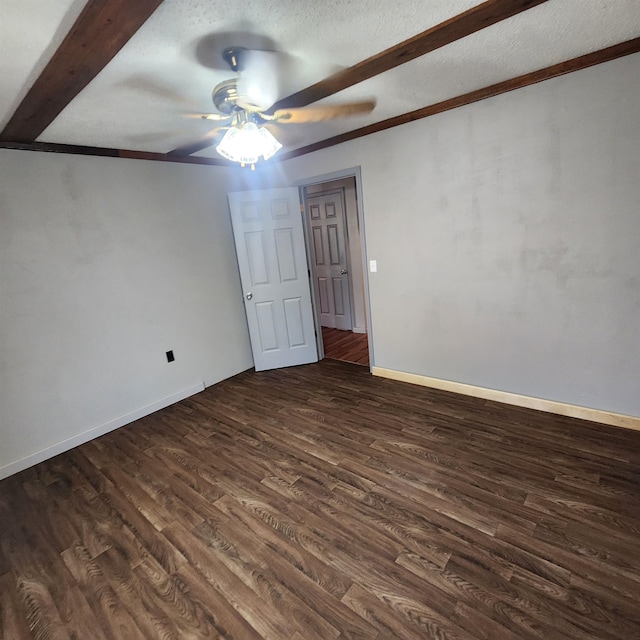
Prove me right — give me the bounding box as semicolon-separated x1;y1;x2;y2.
352;326;367;334
0;382;205;480
371;367;640;432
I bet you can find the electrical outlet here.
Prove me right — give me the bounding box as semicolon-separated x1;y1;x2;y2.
166;350;175;363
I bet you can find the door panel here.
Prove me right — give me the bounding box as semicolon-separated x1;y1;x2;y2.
306;190;353;330
312;227;325;264
318;278;330;314
274;229;297;281
333;277;345;315
229;188;318;371
283;297;306;346
327;225;340;264
255;302;277;351
246;232;268;284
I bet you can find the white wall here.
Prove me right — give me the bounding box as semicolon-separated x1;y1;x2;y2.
0;150;253;477
278;53;640;418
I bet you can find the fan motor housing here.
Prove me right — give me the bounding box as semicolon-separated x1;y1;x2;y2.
212;79;241;115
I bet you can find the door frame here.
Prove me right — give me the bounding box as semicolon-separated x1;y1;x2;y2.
296;166;374;370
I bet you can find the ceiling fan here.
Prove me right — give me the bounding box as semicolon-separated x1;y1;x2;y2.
180;46;376;168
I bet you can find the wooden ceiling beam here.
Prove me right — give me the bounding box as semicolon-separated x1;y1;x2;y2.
268;0;549;112
0;0;164;143
0;140;229;166
167;129;227;158
278;37;640;162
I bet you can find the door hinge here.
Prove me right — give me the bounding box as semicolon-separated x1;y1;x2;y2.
308;269;311;278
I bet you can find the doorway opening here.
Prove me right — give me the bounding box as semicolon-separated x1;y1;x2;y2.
320;326;369;366
301;174;371;368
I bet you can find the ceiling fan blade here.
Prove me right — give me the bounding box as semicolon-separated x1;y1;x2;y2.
237;50;281;111
183;112;232;122
271;100;376;124
236;48;344;112
168;126;227;156
117;75;199;110
126;129;186;145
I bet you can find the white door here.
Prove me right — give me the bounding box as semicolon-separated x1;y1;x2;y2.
306;190;353;330
228;188;318;371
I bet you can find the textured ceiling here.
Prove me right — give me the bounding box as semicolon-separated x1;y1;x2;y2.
1;0;640;160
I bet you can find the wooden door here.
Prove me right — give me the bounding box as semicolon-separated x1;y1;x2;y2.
306;190;353;330
228;188;318;371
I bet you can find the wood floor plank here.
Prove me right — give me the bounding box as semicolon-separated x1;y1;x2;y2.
12;574;70;640
214;494;353;600
61;542;148;640
162;521;294;640
438;554;581;639
175;562;265;640
88;468;188;575
190;523;341;640
1;360;639;639
341;582;472;640
215;513;366;640
322;327;369;366
94;546;183;640
0;573;32;639
495;523;640;601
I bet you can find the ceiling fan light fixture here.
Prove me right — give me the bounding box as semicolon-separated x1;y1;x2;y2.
258;126;283;160
216;118;282;168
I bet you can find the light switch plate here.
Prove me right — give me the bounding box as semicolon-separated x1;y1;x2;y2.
369;259;377;272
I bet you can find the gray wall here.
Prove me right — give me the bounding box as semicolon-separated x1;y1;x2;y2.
0;150;253;477
279;52;640;417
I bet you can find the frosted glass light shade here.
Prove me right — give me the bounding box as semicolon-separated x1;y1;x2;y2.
258;126;283;160
216;121;282;166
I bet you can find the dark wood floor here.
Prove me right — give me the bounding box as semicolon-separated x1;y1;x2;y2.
322;326;369;366
2;360;640;640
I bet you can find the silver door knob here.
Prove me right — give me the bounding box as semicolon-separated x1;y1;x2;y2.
246;292;253;300
341;269;348;275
